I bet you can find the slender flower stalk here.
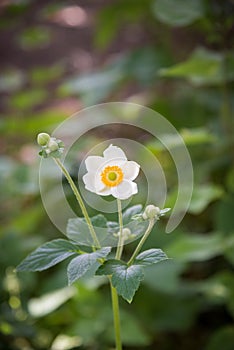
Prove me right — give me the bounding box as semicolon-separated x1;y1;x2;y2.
53;158;100;249
111;198;124;350
127;219;155;266
110;280;122;350
115;199;124;260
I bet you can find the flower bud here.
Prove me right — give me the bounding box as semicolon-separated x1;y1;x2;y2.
122;228;132;240
114;227;134;241
48;140;59;152
37;133;50;146
142;205;160;220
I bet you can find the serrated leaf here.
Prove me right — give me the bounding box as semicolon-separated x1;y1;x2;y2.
135;249;168;266
97;260;144;303
17;239;79;272
123;204;142;224
67;247;111;285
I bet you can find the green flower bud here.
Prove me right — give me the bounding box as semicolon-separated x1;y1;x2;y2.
37;133;50;146
48;140;59;152
143;205;160;220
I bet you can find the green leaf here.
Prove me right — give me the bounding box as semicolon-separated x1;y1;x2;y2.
58;69;122;105
67;214;108;245
123;204;142;224
30;64;64;85
166;183;223;215
189;184;223;214
152;0;204;27
97;260;144;303
67;217;90;243
95;1;146;49
135;249;168;266
160;48;224;85
95;7;119;49
17;239;79;272
180;128;216;145
226;167;234;193
166;233;226;262
147;128;216;152
91;214;107;228
216;194;234;235
205;326;234;350
10;89;47;110
107;221;119;234
67;247;111;285
18;26;51;50
144;260;186;293
105;308;152;346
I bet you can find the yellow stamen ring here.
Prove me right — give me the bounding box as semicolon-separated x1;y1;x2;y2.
101;165;124;187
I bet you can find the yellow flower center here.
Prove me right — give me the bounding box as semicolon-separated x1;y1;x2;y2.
101;165;124;187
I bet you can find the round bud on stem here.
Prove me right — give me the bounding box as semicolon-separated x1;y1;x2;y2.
122;228;132;240
143;205;160;220
37;133;50;146
48;140;59;152
114;227;134;241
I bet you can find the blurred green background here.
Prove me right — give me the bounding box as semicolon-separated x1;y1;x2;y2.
0;0;234;349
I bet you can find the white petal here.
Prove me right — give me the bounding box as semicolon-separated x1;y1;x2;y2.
103;144;127;161
122;161;140;181
85;156;105;172
101;159;126;169
94;172;106;192
83;171;106;193
97;186;112;196
83;173;95;192
111;180;138;200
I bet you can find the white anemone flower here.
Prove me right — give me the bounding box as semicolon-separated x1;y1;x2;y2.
83;145;140;200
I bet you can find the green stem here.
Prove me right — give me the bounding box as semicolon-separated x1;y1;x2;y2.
110;280;122;350
115;199;124;260
53;158;100;249
127;219;155;266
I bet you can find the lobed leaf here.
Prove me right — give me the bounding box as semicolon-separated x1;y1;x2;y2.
97;260;144;303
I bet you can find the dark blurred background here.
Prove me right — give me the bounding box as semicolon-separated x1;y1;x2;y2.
0;0;234;349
